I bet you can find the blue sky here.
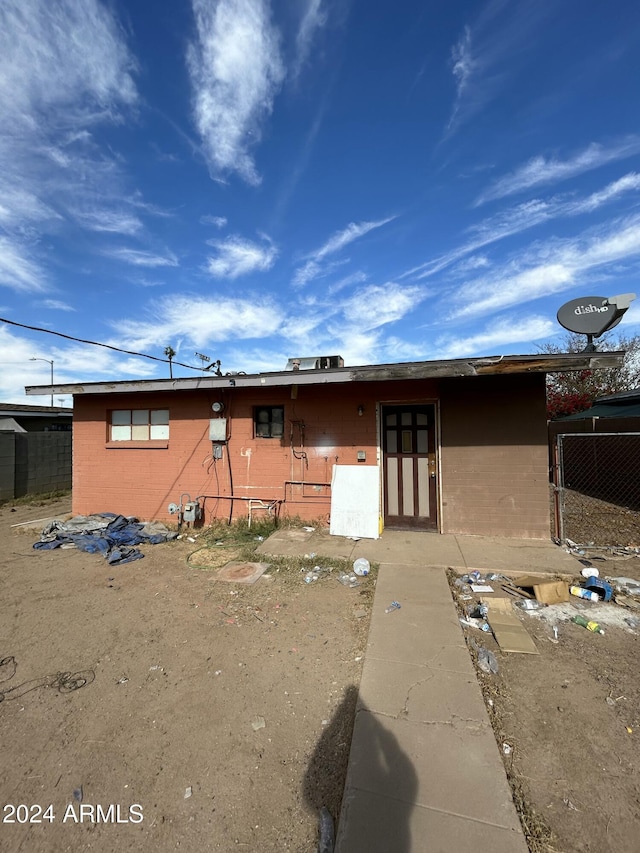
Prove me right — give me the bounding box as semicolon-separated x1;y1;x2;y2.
2;0;640;404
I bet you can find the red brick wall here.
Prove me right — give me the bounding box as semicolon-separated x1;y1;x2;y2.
72;384;382;526
71;373;551;538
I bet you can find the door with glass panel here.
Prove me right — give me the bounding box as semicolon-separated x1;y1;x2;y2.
382;405;437;529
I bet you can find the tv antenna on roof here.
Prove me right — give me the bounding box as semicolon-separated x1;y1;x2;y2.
195;352;222;375
556;293;636;351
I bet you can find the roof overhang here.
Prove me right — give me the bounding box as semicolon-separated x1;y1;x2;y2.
25;351;626;398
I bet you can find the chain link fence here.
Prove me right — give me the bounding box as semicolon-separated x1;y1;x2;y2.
553;433;640;547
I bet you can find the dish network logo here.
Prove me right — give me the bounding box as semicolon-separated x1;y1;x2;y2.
573;302;609;315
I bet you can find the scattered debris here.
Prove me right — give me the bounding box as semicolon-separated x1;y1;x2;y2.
476;646;499;674
353;558;370;577
610;577;640;595
336;572;360;588
32;513;176;564
581;567;599;578
384;601;401;613
486;599;539;654
318;806;335;853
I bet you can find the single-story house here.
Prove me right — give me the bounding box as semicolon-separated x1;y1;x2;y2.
0;403;72;432
550;388;640;427
26;351;623;539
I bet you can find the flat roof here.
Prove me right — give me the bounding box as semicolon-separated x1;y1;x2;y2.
25;351;626;397
0;402;72;416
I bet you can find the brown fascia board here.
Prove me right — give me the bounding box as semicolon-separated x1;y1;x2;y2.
24;351;626;397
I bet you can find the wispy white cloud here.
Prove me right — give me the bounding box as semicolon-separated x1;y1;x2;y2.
104;248;179;268
477;139;640;204
200;214;228;229
328;270;368;295
339;283;426;332
114;294;284;350
205;234;277;278
42;299;76;312
450;254;492;274
315;218;396;260
293;217;395;286
433;315;555;359
450;26;475;103
187;0;285;185
404;172;640;282
72;209;143;236
0;324;158;404
571;172;640;213
0;0;144;292
292;0;327;79
451;214;640;320
446;1;552;136
0;0;137;122
0;237;48;292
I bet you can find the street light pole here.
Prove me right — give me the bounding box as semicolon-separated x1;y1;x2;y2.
30;358;54;407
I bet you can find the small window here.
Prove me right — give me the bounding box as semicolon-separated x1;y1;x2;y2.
254;406;284;438
110;409;169;441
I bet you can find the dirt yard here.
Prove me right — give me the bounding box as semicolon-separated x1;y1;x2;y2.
452;555;640;853
0;497;371;853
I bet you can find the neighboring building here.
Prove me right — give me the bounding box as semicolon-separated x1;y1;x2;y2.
26;352;623;539
0;403;72;432
550;388;640;424
0;404;72;501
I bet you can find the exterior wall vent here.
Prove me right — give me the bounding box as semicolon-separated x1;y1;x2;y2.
285;355;344;371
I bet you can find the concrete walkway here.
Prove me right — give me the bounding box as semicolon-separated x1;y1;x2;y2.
258;530;577;852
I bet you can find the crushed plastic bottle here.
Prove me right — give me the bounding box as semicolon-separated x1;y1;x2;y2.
337;572;360;588
477;647;499;674
384;600;401;613
571;615;604;634
515;599;547;611
468;603;489;619
353;557;370;577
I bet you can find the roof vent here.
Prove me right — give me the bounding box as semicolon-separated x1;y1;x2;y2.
285;355;344;371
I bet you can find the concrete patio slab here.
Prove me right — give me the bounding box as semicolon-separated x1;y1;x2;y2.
352;532;465;567
259;526;577;577
454;534;577;575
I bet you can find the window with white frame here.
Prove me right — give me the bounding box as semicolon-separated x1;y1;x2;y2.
110;409;169;441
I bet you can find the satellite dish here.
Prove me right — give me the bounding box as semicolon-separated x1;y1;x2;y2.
557;293;635;348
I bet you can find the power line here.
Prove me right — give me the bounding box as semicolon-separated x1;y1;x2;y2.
0;316;210;374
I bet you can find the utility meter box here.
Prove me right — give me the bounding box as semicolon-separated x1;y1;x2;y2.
209;418;227;441
183;502;201;523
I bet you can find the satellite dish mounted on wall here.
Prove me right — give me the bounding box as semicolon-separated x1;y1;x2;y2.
556;293;636;351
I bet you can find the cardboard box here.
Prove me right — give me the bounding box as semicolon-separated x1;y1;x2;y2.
511;576;569;605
